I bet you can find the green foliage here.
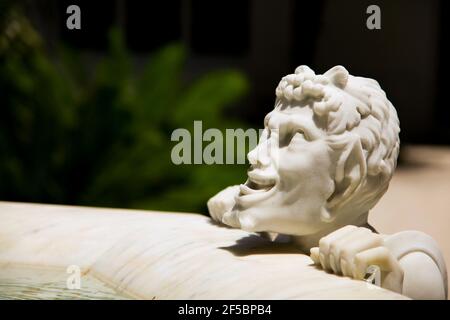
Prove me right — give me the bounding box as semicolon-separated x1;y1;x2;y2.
0;9;249;213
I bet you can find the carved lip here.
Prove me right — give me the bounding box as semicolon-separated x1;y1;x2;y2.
247;170;277;187
236;171;277;206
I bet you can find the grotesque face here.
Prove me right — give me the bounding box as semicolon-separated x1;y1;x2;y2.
221;65;400;237
225;101;336;235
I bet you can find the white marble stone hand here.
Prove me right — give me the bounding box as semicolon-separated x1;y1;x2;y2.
310;225;404;294
207;185;239;223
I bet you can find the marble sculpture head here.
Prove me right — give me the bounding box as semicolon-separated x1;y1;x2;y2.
220;65;400;236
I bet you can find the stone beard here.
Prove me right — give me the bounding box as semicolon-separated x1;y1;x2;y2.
207;65;448;300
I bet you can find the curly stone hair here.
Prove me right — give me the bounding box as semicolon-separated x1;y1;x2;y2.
275;65;400;219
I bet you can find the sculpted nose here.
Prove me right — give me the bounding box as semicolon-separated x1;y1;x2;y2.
247;148;258;165
247;143;271;167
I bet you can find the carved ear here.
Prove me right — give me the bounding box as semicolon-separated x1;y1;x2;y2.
324;66;349;89
295;65;315;77
325;138;367;219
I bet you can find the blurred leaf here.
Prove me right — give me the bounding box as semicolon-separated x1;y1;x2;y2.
173;70;248;128
0;5;250;214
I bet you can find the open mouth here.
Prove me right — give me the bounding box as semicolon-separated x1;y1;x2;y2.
236;170;277;206
239;179;275;195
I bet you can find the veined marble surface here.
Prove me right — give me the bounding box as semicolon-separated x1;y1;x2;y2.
0;202;407;299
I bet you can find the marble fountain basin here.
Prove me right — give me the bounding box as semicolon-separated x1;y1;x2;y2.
0;202;407;299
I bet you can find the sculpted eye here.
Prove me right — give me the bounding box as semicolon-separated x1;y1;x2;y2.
287;130;309;148
293;130;308;140
292;131;307;141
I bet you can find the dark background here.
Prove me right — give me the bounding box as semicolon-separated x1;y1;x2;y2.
1;0;449;212
25;0;450;143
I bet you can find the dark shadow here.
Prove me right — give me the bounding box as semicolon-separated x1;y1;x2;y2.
221;234;334;274
309;262;333;274
219;234;302;257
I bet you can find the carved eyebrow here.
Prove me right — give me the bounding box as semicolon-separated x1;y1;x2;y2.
266;112;321;140
285;120;315;140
